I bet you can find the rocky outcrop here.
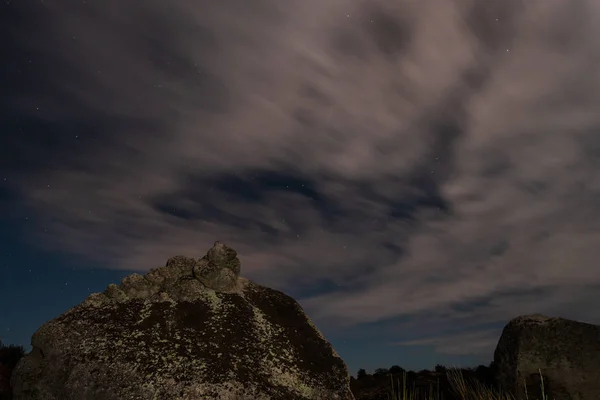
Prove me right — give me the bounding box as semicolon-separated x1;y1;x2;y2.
11;242;354;400
494;314;600;400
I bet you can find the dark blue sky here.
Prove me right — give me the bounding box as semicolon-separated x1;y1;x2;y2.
2;0;600;376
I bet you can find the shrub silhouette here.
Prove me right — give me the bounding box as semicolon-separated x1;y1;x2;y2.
474;361;498;390
0;340;25;400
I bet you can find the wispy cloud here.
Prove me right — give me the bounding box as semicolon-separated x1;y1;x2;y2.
390;329;500;356
4;0;600;356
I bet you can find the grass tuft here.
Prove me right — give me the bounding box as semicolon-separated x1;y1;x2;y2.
380;367;554;400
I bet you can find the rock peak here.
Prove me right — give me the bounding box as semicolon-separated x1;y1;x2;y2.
193;241;241;291
82;241;243;308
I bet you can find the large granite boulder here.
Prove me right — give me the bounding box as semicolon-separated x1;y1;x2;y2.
494;314;600;400
11;242;354;400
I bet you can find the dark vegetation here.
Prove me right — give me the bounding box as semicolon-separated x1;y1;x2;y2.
350;362;499;400
0;340;24;400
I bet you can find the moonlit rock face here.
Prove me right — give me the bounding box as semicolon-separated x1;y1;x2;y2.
10;242;354;400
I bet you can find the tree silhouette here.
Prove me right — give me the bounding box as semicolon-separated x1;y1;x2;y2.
349;361;507;400
389;365;405;375
434;364;447;374
357;368;367;380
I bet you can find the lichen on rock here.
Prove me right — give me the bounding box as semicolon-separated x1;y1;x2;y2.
11;241;354;400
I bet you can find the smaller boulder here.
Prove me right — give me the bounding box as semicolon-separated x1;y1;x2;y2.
493;314;600;400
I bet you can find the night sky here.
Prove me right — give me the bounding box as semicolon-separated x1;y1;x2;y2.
2;0;600;377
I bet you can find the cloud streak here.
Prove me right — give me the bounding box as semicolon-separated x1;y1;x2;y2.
4;0;600;357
